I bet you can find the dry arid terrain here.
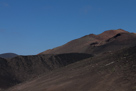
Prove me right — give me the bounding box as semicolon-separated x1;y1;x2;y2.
0;29;136;91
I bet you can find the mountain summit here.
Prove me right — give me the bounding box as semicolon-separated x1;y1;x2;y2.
39;29;136;55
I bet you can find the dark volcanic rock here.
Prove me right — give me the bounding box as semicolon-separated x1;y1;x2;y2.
0;57;19;89
7;45;136;91
0;53;92;89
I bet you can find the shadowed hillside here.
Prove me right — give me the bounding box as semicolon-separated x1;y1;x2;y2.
0;57;19;89
7;45;136;91
0;53;92;89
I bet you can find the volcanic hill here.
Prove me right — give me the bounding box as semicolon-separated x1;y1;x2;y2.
7;45;136;91
39;29;136;55
0;29;136;91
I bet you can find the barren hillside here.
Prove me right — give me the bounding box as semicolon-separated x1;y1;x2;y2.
39;29;136;55
7;45;136;91
0;29;136;91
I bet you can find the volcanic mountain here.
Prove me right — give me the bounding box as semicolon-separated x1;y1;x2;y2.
7;42;136;91
39;29;136;55
0;29;136;91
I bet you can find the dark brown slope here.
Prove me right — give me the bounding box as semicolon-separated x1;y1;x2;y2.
39;29;135;55
8;45;136;91
0;57;19;89
0;53;92;89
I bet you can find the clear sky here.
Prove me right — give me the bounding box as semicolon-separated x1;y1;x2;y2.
0;0;136;55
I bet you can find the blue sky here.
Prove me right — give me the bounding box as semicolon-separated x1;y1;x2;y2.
0;0;136;55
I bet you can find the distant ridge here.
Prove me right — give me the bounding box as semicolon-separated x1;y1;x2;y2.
0;53;18;58
133;33;136;35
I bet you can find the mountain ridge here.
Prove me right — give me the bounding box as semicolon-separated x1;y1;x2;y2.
0;53;92;89
0;29;136;91
39;29;136;55
7;45;136;91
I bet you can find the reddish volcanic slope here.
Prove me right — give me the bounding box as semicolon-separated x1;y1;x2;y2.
39;29;136;55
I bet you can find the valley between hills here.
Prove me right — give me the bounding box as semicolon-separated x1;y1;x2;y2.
0;29;136;91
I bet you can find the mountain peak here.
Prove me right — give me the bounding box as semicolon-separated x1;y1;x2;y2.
39;29;136;55
100;29;128;35
98;29;128;40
